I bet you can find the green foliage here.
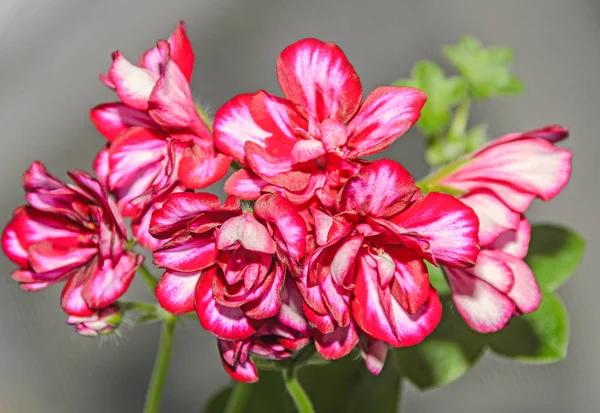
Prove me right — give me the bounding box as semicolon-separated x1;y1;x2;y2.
394;296;487;390
203;354;401;413
426;261;450;294
443;36;524;99
525;224;585;292
489;293;569;363
394;60;467;136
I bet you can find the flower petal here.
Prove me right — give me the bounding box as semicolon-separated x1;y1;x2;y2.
446;267;515;333
109;51;157;111
153;233;218;272
391;192;480;267
503;254;542;314
90;103;158;142
224;169;267;200
2;221;30;267
195;268;258;340
359;337;388;375
254;193;307;262
218;340;259;383
491;216;531;259
337;159;416;218
242;262;285;319
347;86;426;157
459;189;520;246
216;213;276;254
276;38;362;125
156;270;201;314
167;21;195;83
82;252;143;309
177;145;231;190
314;322;359;360
149;192;234;238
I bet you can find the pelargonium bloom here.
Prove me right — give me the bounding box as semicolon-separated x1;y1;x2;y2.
214;38;426;207
149;192;307;340
218;279;312;382
437;125;572;214
299;159;479;361
90;22;229;249
1;162;143;319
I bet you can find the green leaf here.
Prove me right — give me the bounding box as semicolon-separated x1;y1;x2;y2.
464;124;488;152
443;36;523;99
525;224;585;292
202;354;402;413
426;262;450;294
489;292;569;363
393;60;468;136
394;296;486;389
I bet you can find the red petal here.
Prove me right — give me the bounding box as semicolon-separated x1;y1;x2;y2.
242;262;285;319
149;192;235;238
386;246;430;314
148;51;210;138
168;21;195;83
29;242;96;273
153;233;218;272
178;145;231;190
156;269;201;314
219;342;259;383
254;193;307;262
391;192;480;267
347;86;426;157
314;322;359;360
337;159;416;218
2;221;30;267
82;252;143;309
503;254;542;314
276;38;362;125
195;268;258;340
90;102;158;142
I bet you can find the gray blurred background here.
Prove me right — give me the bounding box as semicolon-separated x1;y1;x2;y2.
0;0;597;411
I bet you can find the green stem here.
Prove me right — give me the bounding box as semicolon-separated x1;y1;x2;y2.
223;382;253;413
138;264;158;292
283;368;315;413
448;99;471;138
143;316;176;413
120;301;157;313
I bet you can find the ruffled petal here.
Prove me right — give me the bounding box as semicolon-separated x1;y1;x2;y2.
224;169;267;200
503;254;542;314
337;159;416;218
276;38;362;125
2;221;30;268
195;268;258;340
347;86;426;157
167;21;195;83
149;192;235;238
242;262;285;319
254;193;307;262
218;340;259;383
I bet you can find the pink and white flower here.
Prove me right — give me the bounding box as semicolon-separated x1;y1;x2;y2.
2;162;143;318
214;38;426;207
90;22;230;250
149;192;307;340
299;159;480;360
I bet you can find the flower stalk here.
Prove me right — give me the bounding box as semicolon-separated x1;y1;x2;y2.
283;368;315;413
143;315;177;413
223;382;253;413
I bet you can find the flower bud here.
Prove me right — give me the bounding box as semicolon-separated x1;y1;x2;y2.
67;305;123;337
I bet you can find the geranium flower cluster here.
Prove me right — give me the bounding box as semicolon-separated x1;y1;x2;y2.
1;23;572;383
